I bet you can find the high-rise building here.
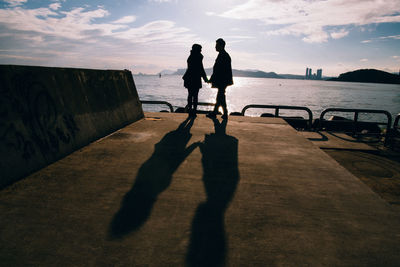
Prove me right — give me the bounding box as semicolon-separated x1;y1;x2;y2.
317;69;322;80
306;67;323;80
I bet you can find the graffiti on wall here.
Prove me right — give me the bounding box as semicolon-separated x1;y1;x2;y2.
0;71;80;161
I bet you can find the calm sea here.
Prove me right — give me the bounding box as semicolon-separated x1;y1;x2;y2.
134;75;400;123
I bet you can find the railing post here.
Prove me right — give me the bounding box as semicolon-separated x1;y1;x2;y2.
320;108;393;146
240;104;313;130
140;100;174;112
353;111;359;136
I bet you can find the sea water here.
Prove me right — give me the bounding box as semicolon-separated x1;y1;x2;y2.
134;75;400;123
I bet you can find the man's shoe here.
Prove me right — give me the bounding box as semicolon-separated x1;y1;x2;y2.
221;114;228;119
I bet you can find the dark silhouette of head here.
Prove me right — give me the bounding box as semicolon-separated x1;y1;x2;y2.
191;43;202;54
215;38;225;52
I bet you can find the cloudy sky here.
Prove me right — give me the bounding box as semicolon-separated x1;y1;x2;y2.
0;0;399;76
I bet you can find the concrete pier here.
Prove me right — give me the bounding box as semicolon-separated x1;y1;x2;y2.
0;65;143;188
1;112;399;266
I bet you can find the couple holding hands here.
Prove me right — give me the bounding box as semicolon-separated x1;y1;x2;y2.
182;38;233;118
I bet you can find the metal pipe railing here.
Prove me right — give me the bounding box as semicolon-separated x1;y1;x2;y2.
320;108;392;129
241;104;313;129
195;102;216;107
319;108;393;146
388;113;400;148
176;102;216;113
184;102;215;110
394;114;400;130
139;101;397;147
140;100;174;112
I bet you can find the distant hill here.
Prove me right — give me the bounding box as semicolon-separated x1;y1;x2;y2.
173;68;283;79
232;69;282;78
159;69;175;75
279;74;306;80
173;68;186;75
328;69;400;84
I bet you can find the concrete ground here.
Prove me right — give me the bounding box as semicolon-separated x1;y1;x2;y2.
300;131;400;209
1;112;399;266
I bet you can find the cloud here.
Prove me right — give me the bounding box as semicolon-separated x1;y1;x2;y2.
0;54;46;61
0;3;199;73
3;0;27;7
0;4;192;44
49;3;61;10
360;58;368;62
225;35;257;44
330;29;349;39
148;0;175;2
213;0;400;43
112;16;136;24
362;34;400;43
0;6;121;41
111;20;196;44
379;35;400;40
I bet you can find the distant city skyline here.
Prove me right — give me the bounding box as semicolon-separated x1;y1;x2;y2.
305;67;323;80
0;0;399;76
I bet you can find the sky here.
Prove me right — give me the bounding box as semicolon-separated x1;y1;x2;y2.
0;0;399;76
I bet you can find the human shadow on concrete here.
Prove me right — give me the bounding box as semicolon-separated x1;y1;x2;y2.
186;117;240;267
109;117;198;239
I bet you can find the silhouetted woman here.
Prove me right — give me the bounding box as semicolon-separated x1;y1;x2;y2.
183;44;209;117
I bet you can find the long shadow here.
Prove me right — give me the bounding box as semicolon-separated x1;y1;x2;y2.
187;117;240;267
109;117;198;239
306;131;329;142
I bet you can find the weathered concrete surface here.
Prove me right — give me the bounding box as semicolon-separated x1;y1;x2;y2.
324;150;400;208
299;131;378;150
0;112;399;266
0;65;143;188
299;130;400;209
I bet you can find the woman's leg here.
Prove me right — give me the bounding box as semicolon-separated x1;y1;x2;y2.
192;88;199;114
187;89;193;111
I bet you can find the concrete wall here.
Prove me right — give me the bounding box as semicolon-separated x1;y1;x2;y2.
0;65;144;188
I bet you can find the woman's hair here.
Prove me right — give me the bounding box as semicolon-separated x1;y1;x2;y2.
191;44;202;53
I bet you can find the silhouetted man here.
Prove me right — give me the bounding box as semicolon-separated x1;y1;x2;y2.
207;38;233;119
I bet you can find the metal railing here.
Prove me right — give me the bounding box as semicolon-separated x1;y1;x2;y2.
195;102;216;108
319;108;392;130
140;100;174;112
388;114;400;148
394;114;400;130
319;108;393;145
174;102;216;113
241;104;313;129
139;100;398;146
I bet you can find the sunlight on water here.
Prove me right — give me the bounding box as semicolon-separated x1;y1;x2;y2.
134;75;400;122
